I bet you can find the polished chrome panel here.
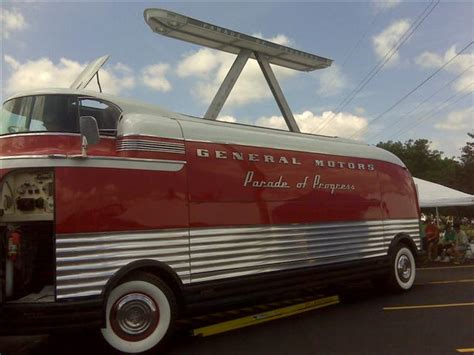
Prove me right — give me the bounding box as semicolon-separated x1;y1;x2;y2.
116;138;185;155
55;218;420;299
56;229;190;299
188;218;420;283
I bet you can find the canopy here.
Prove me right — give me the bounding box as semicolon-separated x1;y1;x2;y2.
414;177;474;208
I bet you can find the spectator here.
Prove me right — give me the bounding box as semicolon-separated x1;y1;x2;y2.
447;223;469;264
439;223;455;262
425;217;440;261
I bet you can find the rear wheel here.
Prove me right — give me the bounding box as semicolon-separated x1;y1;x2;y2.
101;273;177;354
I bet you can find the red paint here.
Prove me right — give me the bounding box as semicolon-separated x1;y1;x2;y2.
1;133;419;234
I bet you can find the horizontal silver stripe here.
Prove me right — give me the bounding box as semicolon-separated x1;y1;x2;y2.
0;155;186;172
0;132;115;139
55;230;190;299
188;219;420;283
56;218;420;299
117;139;185;155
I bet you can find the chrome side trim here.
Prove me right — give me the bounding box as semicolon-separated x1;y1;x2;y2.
55;218;420;299
0;132;116;139
55;229;190;299
188;219;420;283
117;138;185;154
0;155;186;172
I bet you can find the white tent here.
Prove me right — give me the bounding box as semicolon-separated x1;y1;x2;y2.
414;177;474;208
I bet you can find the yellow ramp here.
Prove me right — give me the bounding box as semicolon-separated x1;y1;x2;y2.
193;295;339;337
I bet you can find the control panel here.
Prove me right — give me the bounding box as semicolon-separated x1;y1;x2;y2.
0;170;54;222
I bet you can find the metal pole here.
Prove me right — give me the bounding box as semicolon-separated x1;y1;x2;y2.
436;206;440;227
254;52;300;133
204;49;252;120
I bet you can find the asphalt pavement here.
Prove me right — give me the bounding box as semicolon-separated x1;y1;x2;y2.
1;263;473;355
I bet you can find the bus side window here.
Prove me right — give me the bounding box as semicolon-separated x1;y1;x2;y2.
79;98;121;136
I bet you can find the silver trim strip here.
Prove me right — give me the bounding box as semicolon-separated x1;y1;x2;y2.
56;229;190;299
0;132;116;139
116;138;185;155
55;218;419;299
0;155;186;172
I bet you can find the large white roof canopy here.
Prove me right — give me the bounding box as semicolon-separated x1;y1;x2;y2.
144;8;332;72
414;177;474;208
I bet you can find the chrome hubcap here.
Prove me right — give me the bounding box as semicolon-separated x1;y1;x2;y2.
397;254;411;282
111;293;159;341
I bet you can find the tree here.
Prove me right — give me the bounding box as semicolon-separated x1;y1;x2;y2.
457;132;474;194
376;139;460;188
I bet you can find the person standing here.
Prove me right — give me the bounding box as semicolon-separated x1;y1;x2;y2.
425;217;440;261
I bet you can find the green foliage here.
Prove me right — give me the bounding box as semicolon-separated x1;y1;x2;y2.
377;133;474;217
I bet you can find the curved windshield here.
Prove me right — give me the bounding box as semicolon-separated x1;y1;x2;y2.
1;95;79;135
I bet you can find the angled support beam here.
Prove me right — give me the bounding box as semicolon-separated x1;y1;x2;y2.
204;49;252;120
254;52;300;133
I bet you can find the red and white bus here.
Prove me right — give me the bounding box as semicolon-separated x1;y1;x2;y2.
0;8;420;354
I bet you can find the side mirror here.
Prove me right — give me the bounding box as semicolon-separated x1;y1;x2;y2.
79;116;100;157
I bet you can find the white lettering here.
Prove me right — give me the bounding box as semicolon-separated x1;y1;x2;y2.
315;160;325;167
291;157;302;165
197;149;209;158
248;154;259;162
244;171;290;189
215;151;227;159
328;161;336;168
279;157;289;164
264;155;275;163
244;171;254;186
232;152;244;160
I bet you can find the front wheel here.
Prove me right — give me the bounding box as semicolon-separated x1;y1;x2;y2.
101;273;177;354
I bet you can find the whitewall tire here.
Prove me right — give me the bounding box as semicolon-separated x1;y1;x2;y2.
101;274;176;354
389;245;416;291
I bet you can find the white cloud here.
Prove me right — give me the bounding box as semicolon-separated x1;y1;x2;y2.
435;107;474;131
316;64;347;97
415;46;474;94
3;56;135;96
217;115;237;123
175;34;297;107
141;63;171;92
255;110;368;139
1;7;27;39
372;0;401;12
372;19;410;66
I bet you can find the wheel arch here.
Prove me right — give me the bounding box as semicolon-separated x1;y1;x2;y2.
388;233;418;259
101;259;185;312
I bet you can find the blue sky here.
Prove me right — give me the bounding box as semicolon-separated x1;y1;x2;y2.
2;1;473;158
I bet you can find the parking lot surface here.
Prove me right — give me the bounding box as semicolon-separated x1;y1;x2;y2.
1;264;473;355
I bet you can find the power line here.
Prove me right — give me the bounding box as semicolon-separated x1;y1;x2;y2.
384;85;473;141
316;0;439;134
351;41;473;138
367;64;473;142
320;12;380;97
